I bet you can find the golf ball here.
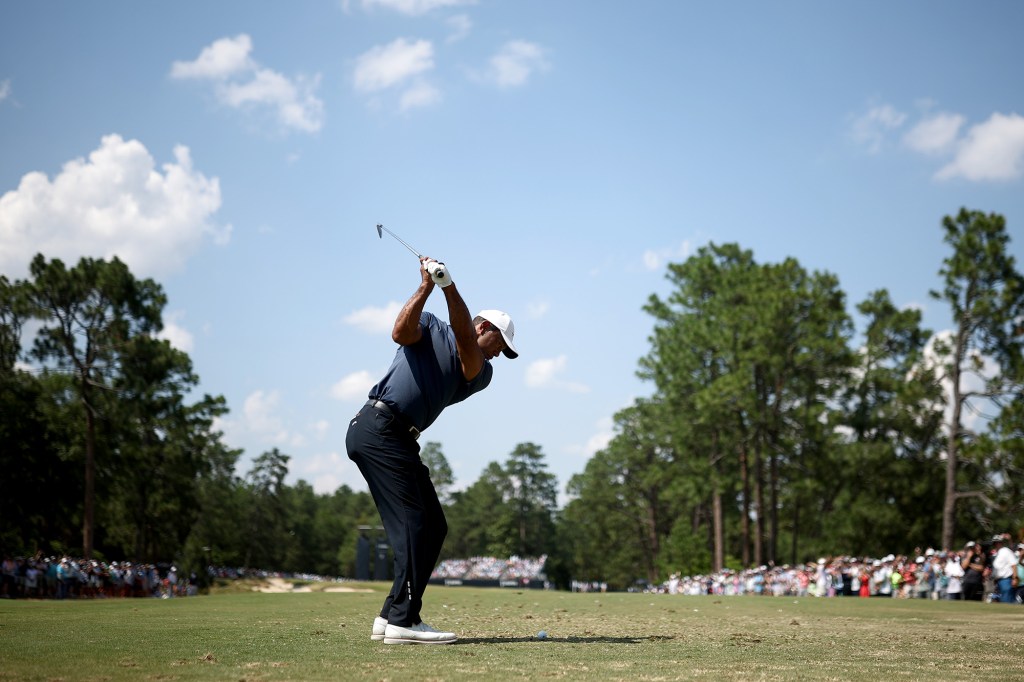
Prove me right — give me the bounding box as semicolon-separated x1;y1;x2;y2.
537;630;548;640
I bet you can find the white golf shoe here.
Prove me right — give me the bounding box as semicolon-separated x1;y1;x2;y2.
371;616;387;641
383;621;457;645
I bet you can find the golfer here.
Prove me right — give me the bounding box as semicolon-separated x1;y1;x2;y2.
346;256;517;645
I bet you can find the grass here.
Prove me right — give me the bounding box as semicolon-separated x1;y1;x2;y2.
1;581;1023;681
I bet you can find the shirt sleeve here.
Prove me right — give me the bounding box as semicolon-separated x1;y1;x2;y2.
466;359;493;395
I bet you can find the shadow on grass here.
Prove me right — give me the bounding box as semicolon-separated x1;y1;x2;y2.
456;635;676;645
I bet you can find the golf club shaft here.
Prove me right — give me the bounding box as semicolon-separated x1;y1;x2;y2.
376;224;422;259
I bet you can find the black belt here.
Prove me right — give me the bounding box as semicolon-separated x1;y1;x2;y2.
365;400;420;441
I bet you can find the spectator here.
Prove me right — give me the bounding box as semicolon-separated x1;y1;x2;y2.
1015;544;1024;605
814;558;828;597
45;558;58;598
913;557;930;599
1;555;17;598
24;560;40;598
990;534;1018;604
890;562;904;598
961;541;988;601
166;565;178;598
944;551;965;600
871;559;888;597
109;562;123;595
924;551;940;599
668;573;679;595
858;564;871;597
796;568;810;597
55;558;71;599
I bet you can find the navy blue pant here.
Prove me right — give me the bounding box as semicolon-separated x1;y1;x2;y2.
346;405;447;627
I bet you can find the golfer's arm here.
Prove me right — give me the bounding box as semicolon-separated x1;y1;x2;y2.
441;282;484;380
392;280;433;345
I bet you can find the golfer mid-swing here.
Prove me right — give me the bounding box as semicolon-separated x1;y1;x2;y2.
347;256;517;645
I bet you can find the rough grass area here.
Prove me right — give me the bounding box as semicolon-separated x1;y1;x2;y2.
1;584;1022;681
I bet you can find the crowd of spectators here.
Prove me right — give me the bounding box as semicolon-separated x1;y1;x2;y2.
0;554;197;600
432;558;472;579
655;534;1024;605
432;555;548;582
6;536;1019;603
0;556;359;600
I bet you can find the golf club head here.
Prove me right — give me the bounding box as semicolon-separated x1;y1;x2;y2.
376;224;383;239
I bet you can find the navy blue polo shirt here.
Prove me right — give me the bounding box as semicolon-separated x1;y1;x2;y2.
369;311;493;431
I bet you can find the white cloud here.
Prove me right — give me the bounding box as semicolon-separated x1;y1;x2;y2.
344;301;403;333
565;416;614;458
526;300;550;319
331;370;377;401
219;70;324;133
855;103;1024;183
0;134;229;279
400;81;441;111
0;79;11;103
170;34;254;80
354;38;434;92
849;103;907;154
525;356;561;387
157;311;195;353
525;355;589;393
903;112;965;154
484;41;548;88
295;450;363;494
584;428;614;456
237;389;308;448
643;240;692;271
310;419;330;441
921;330;1001;436
446;14;472;43
244;389;284;434
358;0;476;15
935;112;1024;181
171;34;324;133
238;389;292;445
216;391;337;473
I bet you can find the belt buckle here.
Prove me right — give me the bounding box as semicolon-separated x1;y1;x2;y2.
409;426;420;441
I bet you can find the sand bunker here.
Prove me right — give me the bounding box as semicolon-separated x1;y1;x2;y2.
254;577;372;593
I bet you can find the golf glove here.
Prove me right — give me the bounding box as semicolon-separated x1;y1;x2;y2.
426;261;452;288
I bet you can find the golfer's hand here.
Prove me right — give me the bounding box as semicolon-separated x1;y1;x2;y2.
423;258;452;287
419;257;436;287
429;263;452;287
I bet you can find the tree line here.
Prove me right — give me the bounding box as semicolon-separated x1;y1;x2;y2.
2;208;1022;590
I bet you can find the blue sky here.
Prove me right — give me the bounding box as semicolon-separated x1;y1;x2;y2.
2;1;1023;500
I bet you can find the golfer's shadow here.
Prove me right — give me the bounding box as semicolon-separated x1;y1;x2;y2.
455;635;675;645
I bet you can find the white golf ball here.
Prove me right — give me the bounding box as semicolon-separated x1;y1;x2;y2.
537;630;548;640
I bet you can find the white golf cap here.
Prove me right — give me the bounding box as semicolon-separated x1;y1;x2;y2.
476;309;518;359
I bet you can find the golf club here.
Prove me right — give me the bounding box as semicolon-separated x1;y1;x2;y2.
375;224;448;283
376;224;423;259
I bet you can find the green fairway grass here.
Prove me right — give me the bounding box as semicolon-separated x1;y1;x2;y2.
1;583;1022;681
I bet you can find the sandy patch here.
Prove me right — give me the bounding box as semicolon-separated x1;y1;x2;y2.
254;578;291;593
255;577;309;593
253;577;373;593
